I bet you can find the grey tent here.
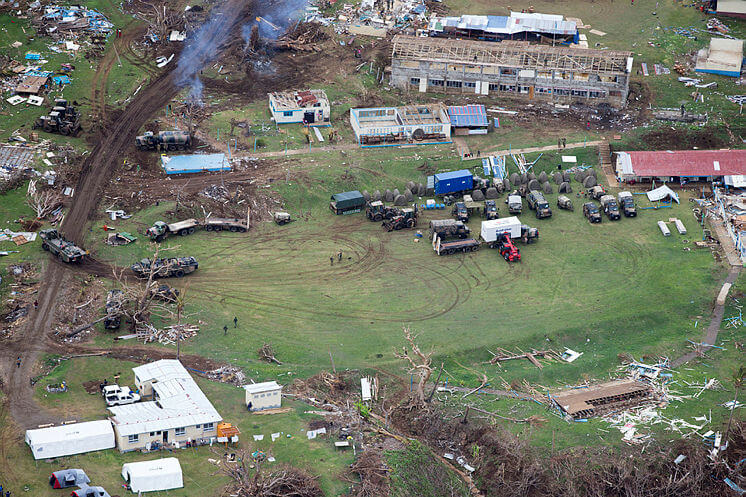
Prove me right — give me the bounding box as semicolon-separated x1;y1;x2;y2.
70;485;110;497
50;469;90;489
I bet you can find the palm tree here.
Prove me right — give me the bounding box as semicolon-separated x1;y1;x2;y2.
724;366;745;452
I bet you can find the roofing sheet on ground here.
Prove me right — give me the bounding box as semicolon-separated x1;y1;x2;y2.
160;153;229;174
447;104;488;127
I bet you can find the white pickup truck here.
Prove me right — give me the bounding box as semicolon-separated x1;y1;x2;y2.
103;384;141;407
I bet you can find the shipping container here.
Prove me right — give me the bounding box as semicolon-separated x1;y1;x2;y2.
433;170;473;195
480;217;522;243
330;190;365;215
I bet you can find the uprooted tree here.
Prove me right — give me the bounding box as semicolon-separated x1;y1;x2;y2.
218;450;322;497
258;343;282;365
26;179;61;219
394;326;434;406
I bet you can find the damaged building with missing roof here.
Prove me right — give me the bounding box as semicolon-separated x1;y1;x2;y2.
549;379;655;420
390;35;634;108
268;89;331;126
350;104;452;146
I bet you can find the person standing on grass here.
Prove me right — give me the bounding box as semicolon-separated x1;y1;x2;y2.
223;325;228;336
16;356;21;368
338;250;343;261
330;256;333;266
233;316;238;328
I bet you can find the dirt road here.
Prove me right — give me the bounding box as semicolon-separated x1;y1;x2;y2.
0;0;258;430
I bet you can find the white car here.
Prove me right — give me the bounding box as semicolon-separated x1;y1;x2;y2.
103;385;141;407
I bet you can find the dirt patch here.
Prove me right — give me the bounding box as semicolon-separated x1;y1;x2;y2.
82;379;102;394
636;125;730;150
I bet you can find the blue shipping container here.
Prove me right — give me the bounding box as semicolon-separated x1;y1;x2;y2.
433;170;473;195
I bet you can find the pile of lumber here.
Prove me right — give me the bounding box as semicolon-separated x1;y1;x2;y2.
136;323;198;345
274;22;327;52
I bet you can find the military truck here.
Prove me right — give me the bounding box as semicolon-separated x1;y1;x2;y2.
583;202;602;223
147;219;200;241
600;195;621;220
103;290;124;330
135;130;192;151
452;202;469;222
618;191;637;217
330;191;365;215
203;217;248;232
527;191;552;219
484;200;499;220
365;201;399;222
39;229;88;263
33;99;81;136
588;185;605;200
557;195;574;211
382;208;417;231
429;219;471;240
131;257;198;278
506;195;522;215
520;225;539;244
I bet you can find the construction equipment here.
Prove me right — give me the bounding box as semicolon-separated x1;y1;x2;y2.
588;185;605;200
147;217;248;241
557;195;574;211
330;191;365;215
483;199;499;220
618;191;637;217
527;190;552;219
506;194;522;214
520;225;539;244
135;130;191;151
32;99;81;136
429;219;471;239
600;195;621;220
432;234;480;256
583;202;602;223
452;201;469;222
382;207;417;231
495;233;521;262
365;201;399;222
39;229;88;263
103;289;124;330
131;257;198;278
274;212;292;225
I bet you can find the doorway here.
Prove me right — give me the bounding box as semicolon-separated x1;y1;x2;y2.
162;430;169;443
304;111;315;123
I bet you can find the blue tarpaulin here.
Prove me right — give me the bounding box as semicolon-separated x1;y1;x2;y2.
25;53;41;60
161;154;230;175
448;104;488;128
52;75;71;85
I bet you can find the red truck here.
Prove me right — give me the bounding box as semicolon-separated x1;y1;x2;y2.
495;233;521;262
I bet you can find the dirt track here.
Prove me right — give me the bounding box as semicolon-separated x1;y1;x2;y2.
0;0;258;430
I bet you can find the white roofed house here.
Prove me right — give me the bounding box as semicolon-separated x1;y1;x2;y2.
243;381;282;411
268;90;331;125
108;359;222;452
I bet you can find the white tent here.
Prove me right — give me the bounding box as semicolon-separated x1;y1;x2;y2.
121;457;183;493
25;420;115;460
646;185;680;204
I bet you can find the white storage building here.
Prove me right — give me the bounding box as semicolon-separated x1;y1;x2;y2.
481;217;521;242
121;457;183;493
243;381;283;411
25;420;115;460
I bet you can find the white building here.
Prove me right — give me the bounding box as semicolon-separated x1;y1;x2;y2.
108;359;222;452
350;104;452;147
25;419;115;460
121;457;183;493
243;381;283;411
268;90;331;125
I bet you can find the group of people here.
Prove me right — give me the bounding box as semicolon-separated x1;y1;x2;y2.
557;137;568;149
0;481;13;497
330;250;343;265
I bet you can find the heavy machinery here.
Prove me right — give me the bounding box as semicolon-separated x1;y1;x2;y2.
527;191;552;219
39;229;88;263
484;199;499;220
557;195;574;211
618;191;637;217
495;233;521;262
135;130;192;151
330;191;365;215
429;219;471;240
274;211;293;225
600;195;621;221
506;194;522;214
382;207;417;231
365;201;399;222
103;289;124;330
452;201;469;222
131;257;198;278
147;217;248;241
33;99;81;136
583;202;602;223
589;185;605;200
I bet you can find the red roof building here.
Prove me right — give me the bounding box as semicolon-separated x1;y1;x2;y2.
616;149;746;181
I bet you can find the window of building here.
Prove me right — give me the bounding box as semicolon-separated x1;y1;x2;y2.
149;432;155;436
463;81;476;88
589;90;606;98
518;86;530;94
499;84;516;92
175;427;186;436
431;63;446;70
447;64;462;72
282;111;293;117
536;87;552;94
446;80;462;88
500;68;517;76
410;77;420;85
128;434;139;444
571;90;588;97
203;423;215;431
554;88;570;96
428;79;444;87
488;83;500;91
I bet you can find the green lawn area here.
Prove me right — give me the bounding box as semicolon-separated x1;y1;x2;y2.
0;356;353;496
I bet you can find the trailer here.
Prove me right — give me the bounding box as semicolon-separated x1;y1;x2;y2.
330;190;365;215
480;217;521;247
147;219;200;241
433;234;480;256
433;170;473;196
429;219;471;239
203;217;248;232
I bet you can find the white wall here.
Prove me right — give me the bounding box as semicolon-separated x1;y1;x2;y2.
245;389;282;411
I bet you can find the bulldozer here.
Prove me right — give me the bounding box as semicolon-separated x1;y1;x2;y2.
382;207;417;231
33;99;81;136
365;201;400;222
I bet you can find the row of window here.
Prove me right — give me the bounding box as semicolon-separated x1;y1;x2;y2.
408;63;622;84
127;423;215;443
410;78;608;98
251;391;280;398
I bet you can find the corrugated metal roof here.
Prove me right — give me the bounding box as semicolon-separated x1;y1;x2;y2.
622;149;746;177
110;360;222;436
429;12;576;36
448;104;488;127
434;169;472;181
243;381;282;394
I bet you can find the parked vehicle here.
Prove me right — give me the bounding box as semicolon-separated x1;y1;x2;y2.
495;233;521;262
131;257;198;278
429;219;471;239
382;207;417;231
588;185;605;200
527;191;552;219
365;201;399;222
481;217;521;247
39;229;88;263
103;385;140;407
484;200;499;220
147;217;248;241
202;217;249;232
103;289;124;330
600;195;621;221
583;202;602;223
330;190;365;215
135;130;192;151
433;236;480;256
274;212;292;225
149;283;180;302
506;195;522;215
520;225;539;244
557;195;574;211
33;99;81;136
618;192;637;217
433;170;473;196
452;202;469;222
